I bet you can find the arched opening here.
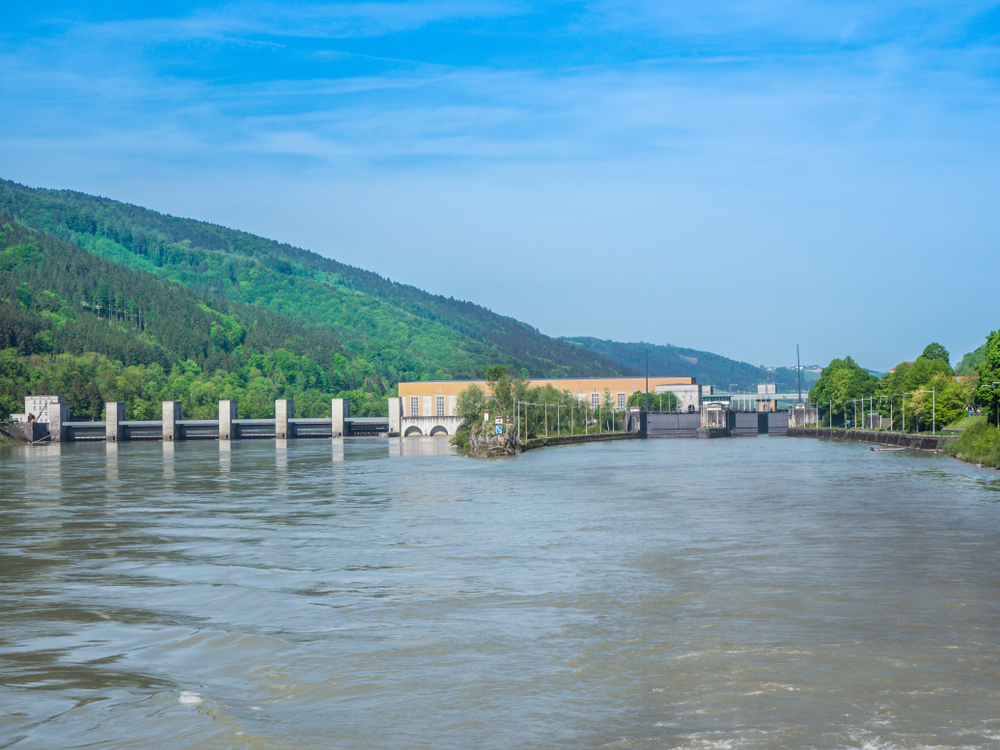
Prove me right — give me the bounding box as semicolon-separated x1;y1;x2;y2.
429;426;449;436
687;404;696;413
404;426;424;437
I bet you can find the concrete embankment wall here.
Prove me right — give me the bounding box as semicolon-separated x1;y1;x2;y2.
787;428;946;451
521;433;639;452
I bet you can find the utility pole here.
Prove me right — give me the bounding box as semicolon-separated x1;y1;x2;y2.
796;344;802;404
645;348;649;413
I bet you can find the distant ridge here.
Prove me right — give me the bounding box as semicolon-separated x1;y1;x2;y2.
562;337;817;393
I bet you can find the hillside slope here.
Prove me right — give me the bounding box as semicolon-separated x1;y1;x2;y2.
563;337;814;392
0;179;631;382
0;214;392;418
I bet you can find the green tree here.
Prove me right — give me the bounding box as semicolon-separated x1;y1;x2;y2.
899;372;970;432
876;343;959;431
485;364;514;417
921;342;950;365
809;356;879;427
626;390;679;411
455;383;489;426
975;330;1000;425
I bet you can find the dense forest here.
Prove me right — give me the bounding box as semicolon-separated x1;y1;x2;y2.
0;215;391;419
0;179;630;384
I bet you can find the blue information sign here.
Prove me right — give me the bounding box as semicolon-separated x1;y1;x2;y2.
496;425;503;435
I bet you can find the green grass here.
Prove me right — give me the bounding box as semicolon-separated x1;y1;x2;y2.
943;420;1000;467
942;414;987;431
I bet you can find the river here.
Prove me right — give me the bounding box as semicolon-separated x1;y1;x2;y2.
2;436;1000;749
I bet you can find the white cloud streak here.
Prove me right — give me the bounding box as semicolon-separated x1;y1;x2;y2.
59;1;526;43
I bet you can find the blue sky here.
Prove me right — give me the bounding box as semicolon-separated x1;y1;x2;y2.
2;1;998;371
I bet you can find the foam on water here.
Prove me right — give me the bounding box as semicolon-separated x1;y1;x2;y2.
178;691;203;705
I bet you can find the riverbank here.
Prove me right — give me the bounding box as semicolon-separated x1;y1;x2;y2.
787;427;947;451
0;424;23;445
942;421;1000;468
521;432;638;452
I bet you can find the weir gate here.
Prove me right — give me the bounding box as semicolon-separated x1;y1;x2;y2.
643;410;796;438
11;397;391;443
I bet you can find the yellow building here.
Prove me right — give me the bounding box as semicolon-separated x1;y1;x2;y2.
397;376;699;418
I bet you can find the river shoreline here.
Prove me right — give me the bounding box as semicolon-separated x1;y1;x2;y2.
787;426;947;451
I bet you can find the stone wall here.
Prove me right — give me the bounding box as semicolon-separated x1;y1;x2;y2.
787;428;945;451
520;432;638;452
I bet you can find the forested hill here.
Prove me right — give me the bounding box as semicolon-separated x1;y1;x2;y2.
562;337;807;392
0;214;388;419
0;179;630;382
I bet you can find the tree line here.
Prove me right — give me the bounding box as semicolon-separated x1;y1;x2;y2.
808;339;999;432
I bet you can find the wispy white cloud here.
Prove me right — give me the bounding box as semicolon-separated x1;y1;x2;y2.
63;1;528;43
582;0;999;46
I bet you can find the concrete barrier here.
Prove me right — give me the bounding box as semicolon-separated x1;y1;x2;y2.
647;412;700;438
275;399;293;440
219;400;238;440
787;427;945;451
106;402;125;442
163;401;181;441
521;432;638;452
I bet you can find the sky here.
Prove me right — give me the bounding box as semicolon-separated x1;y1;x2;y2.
2;1;998;371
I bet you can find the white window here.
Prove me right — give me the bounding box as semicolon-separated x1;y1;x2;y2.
591;393;600;409
410;396;419;416
436;396;445;416
617;392;626;411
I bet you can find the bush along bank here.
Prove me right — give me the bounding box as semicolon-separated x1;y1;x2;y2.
943;421;1000;468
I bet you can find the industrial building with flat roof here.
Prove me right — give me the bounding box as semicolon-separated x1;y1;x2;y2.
397;376;705;418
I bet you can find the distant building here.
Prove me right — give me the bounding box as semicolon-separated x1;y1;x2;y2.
11;396;68;424
397;376;701;418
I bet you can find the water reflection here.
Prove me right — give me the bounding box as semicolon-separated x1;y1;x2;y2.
391;435;457;458
218;440;231;494
33;441;62;496
106;440;121;496
275;440;288;496
160;440;173;495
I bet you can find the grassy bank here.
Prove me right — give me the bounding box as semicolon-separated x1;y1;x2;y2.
943;421;1000;468
943;414;987;431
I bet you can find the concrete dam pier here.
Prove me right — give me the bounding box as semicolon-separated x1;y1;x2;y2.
11;398;390;442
